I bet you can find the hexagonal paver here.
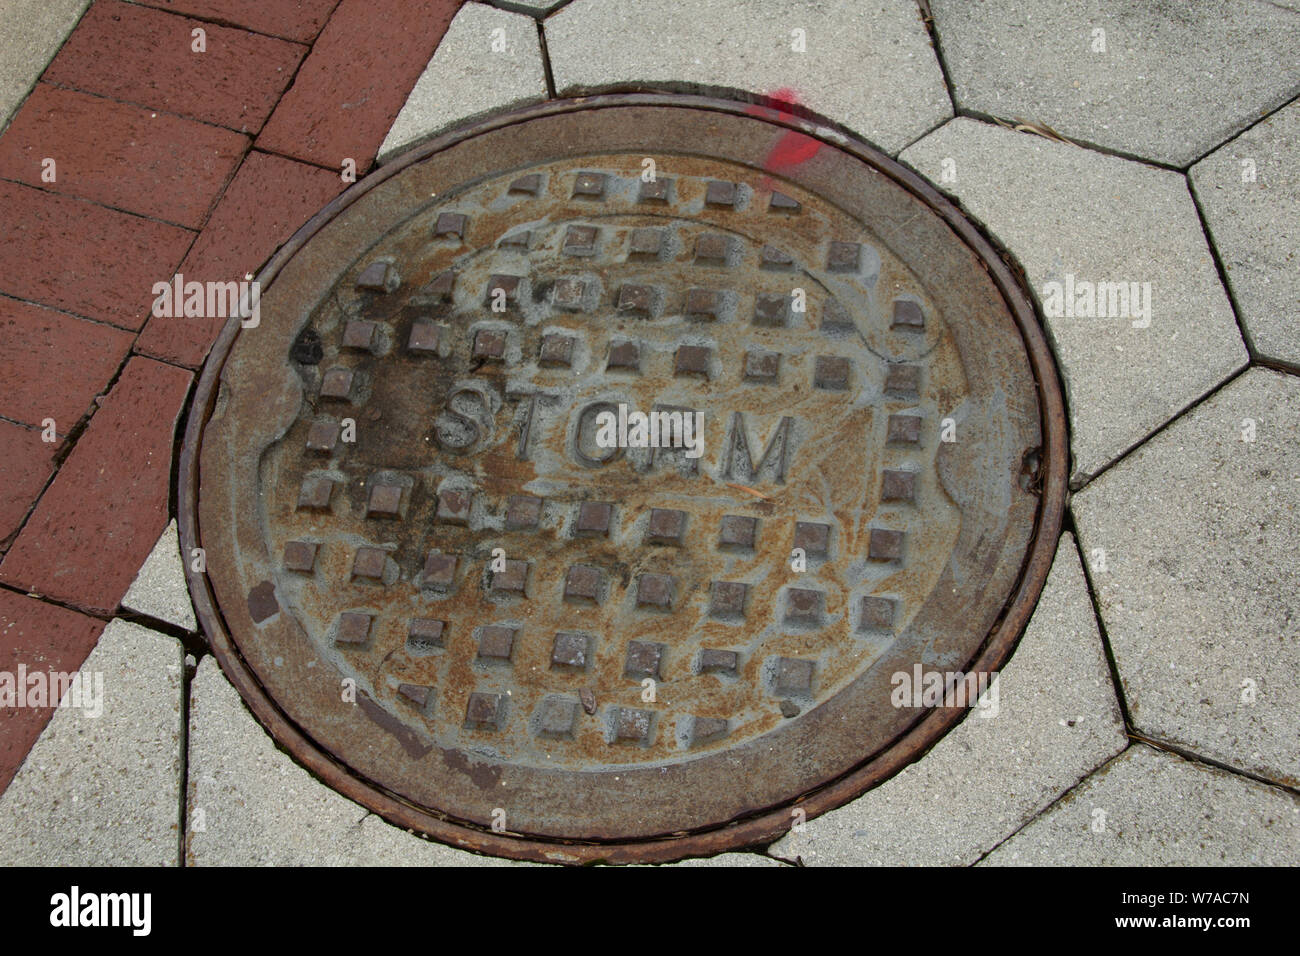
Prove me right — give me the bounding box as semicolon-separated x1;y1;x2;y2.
901;118;1247;485
1191;99;1300;367
378;2;548;162
929;0;1300;166
544;0;951;155
1073;368;1300;787
768;533;1126;866
982;745;1300;866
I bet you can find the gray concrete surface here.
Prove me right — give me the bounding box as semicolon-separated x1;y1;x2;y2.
544;0;952;156
901;117;1248;485
1191;100;1300;367
378;2;548;163
0;0;90;133
0;619;183;866
1073;367;1300;787
929;0;1300;167
768;533;1126;866
983;745;1300;865
121;519;197;631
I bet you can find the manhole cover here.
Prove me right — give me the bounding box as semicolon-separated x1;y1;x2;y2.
180;95;1065;864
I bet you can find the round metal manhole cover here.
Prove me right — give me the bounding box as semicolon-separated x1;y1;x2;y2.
180;95;1066;864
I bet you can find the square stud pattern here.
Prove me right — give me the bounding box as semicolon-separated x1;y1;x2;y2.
499;230;530;250
613;706;653;744
674;344;711;377
684;288;721;318
705;180;738;206
827;241;861;272
572;172;606;198
718;514;758;550
465;692;504;729
355;261;393;291
305;420;340;453
408;321;440;353
351;546;387;581
813;355;850;390
709;580;748;618
407;617;446;652
617;284;653;314
635;573;675;609
774;657;815;695
538;333;574;367
476;625;516;661
484;274;520;304
552;277;587;310
397;683;433;711
505;494;542;530
423;552;457;588
744;349;780;382
881;469;917;503
628;228;663;258
892;299;925;330
698;648;739;675
433;212;467;238
785;587;825;624
366;482;403;518
770;191;801;212
884;364;921;397
753;294;789;327
638;178;669;202
887;413;922;444
564;564;603;603
624;640;664;679
607;340;640;371
793;521;830;558
421;270;455;301
859;596;896;632
283;540;318;573
436;489;472;525
646;507;686;545
868;528;905;562
563;225;598;256
342;320;376;351
297;476;335;511
509;173;541;195
537;696;579;738
336;611;372;646
692;716;729;745
760;245;793;270
695;233;729;264
491;559;529;595
821;299;853;331
319;367;353;400
472;329;506;360
575;501;613;536
551;631;591;670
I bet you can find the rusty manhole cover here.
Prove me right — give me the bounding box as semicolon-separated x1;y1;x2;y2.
180;95;1065;864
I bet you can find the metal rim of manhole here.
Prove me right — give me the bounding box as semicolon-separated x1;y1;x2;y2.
179;93;1067;865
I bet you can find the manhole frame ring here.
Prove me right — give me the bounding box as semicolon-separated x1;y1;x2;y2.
178;93;1068;866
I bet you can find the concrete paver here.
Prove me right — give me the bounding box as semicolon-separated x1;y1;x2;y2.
0;619;183;866
901;118;1247;485
982;745;1300;866
1074;367;1300;787
1191;100;1300;367
378;2;548;163
929;0;1300;167
768;533;1125;866
544;0;951;156
122;520;198;631
0;0;89;133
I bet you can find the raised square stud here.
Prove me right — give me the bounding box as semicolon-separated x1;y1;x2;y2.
684;288;721;318
892;299;925;331
868;528;905;562
884;364;921;397
436;489;472;525
538;333;574;367
407;618;446;652
793;521;830;558
484;274;520;304
422;552;457;588
774;657;815;695
355;261;395;292
490;559;529;595
705;180;738;206
397;683;433;711
509;173;541;195
407;321;440;354
575;501;613;536
465;692;505;730
645;508;686;545
283;541;318;573
351;546;387;581
709;581;748;618
887;413;922;445
305;420;340;454
881;469;917;503
341;320;376;351
607;340;639;371
698;648;738;675
674;344;711;377
639;178;669;202
785;587;825;624
297;476;334;511
760;245;794;270
536;696;579;739
695;233;729;264
624;641;664;679
433;212;467;238
572;172;606;198
617;284;653;315
472;328;506;360
769;191;800;212
551;632;591;671
564;564;603;604
420;270;455;301
859;596;896;632
505;494;542;530
476;625;516;661
691;716;729;745
319;367;353;400
628;228;663;259
827;241;861;272
366;482;403;518
744;349;780;382
813;355;850;390
335;612;372;646
612;706;654;744
563;225;598;256
552;277;587;311
718;514;758;550
635;573;675;609
753;294;789;327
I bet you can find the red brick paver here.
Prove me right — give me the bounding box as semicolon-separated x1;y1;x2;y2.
131;0;341;44
0;84;248;229
0;423;57;552
0;297;134;429
136;150;345;367
0;357;193;615
43;1;308;134
257;0;461;169
0;182;192;330
0;590;106;794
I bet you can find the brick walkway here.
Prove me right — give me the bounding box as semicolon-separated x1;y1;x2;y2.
0;0;464;792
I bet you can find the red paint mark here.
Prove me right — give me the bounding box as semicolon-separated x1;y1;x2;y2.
746;88;825;193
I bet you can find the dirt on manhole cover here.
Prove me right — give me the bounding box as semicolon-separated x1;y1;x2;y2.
180;94;1066;865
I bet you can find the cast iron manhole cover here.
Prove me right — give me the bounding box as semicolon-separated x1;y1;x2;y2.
180;95;1065;864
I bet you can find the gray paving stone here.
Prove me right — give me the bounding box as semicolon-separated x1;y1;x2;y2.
377;2;547;163
930;0;1300;167
485;0;569;13
982;745;1300;865
186;655;524;865
544;0;951;156
1191;100;1300;367
0;619;183;866
901;118;1247;485
1074;367;1300;787
0;0;90;133
768;533;1125;866
121;519;197;631
659;852;786;867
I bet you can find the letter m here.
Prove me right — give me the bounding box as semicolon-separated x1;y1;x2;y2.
721;413;793;484
1097;281;1129;318
206;281;241;319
